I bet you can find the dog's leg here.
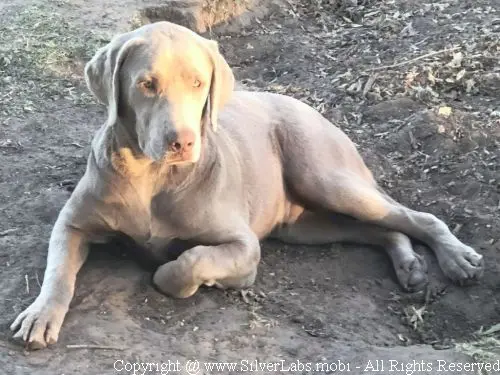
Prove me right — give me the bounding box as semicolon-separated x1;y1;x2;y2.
289;172;484;284
272;211;427;291
10;185;98;349
153;229;260;298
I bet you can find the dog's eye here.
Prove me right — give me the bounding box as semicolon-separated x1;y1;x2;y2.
193;79;201;88
139;79;156;93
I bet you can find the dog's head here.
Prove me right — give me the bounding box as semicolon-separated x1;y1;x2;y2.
85;22;234;164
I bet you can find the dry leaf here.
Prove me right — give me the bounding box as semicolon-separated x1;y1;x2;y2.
447;52;463;68
456;69;466;81
427;70;436;85
438;106;452;117
405;71;418;88
465;78;476;93
480;323;500;336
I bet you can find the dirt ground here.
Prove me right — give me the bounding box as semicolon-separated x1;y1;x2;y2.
1;0;500;374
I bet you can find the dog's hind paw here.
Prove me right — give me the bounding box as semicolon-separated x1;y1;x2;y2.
395;254;428;292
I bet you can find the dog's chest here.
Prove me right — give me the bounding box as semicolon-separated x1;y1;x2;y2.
116;208;171;250
108;156;209;250
109;185;171;251
116;187;199;251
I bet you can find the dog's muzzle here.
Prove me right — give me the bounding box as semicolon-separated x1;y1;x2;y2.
164;129;197;163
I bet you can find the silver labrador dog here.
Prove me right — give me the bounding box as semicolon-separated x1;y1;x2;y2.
12;22;484;349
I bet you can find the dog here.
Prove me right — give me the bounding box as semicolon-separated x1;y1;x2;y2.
11;22;484;349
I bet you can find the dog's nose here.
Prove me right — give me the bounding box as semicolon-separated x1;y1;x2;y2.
169;129;195;153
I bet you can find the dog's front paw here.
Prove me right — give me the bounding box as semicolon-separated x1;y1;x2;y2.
153;256;201;298
11;298;68;350
438;244;484;284
214;268;257;290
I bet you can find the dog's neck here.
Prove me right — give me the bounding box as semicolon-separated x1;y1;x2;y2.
98;119;220;192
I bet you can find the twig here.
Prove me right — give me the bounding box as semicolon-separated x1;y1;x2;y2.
362;73;377;97
66;142;84;148
25;274;29;295
364;46;461;72
35;272;42;288
0;228;19;237
66;344;126;350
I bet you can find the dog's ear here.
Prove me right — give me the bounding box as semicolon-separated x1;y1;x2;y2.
85;36;143;125
205;40;235;132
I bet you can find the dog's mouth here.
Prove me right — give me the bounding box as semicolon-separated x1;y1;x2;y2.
144;138;200;165
163;150;196;165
